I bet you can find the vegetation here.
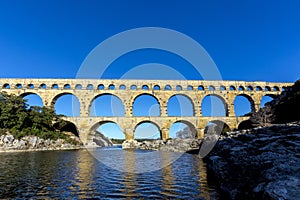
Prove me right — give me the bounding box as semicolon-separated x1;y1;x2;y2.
250;79;300;125
0;92;69;140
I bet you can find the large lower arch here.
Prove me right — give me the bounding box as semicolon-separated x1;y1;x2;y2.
90;121;125;143
132;94;160;116
54;121;79;137
51;93;80;116
204;120;231;135
134;121;161;140
90;94;125;116
20;92;44;108
167;94;194;116
169;120;197;138
201;94;228;116
238;120;254;130
234;94;255;116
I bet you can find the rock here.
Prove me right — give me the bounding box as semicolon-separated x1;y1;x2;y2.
121;138;202;153
205;122;300;199
0;134;82;152
90;131;113;147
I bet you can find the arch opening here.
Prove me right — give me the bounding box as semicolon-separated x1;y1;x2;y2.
198;85;204;90
134;121;161;140
3;84;10;89
52;93;80;116
97;84;104;90
165;85;171;90
201;94;227;116
54;121;79;137
87;84;94;90
238;120;254;130
90;121;125;145
75;84;82;90
153;85;160;90
119;84;126;90
204;120;231;136
168;94;194;116
90;94;125;117
234;94;254;116
133;94;160;116
16;84;22;89
176;85;182;90
169;121;197;139
40;84;47;89
21;93;44;108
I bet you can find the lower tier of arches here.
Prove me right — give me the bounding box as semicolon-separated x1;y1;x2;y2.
63;116;250;144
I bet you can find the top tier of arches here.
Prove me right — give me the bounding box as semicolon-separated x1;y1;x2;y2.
0;78;292;93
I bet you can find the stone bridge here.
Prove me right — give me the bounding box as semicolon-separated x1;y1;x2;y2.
0;78;293;143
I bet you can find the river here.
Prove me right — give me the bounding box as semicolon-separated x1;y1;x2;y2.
0;146;219;199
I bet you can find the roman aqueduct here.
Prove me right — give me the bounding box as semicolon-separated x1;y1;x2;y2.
0;78;293;143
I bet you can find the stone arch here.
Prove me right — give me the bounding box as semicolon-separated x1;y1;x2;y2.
64;84;71;89
20;92;44;107
142;85;149;90
97;84;104;90
130;85;137;90
256;86;263;91
27;84;34;89
108;84;115;90
52;84;59;89
153;85;160;90
3;83;10;89
134;120;162;139
265;86;271;91
119;84;126;90
234;94;255;116
132;93;160;116
169;120;197;138
247;86;254;91
209;85;215;91
40;83;47;89
201;94;228;116
167;94;195;116
273;86;280;91
16;83;22;89
238;120;254;130
89;93;125;116
198;85;204;90
176;85;182;90
75;84;82;90
205;120;231;135
165;85;172;90
220;86;226;91
54;121;79;137
87;84;94;90
229;86;236;91
238;86;245;91
89;120;125;140
51;92;80;116
187;85;193;90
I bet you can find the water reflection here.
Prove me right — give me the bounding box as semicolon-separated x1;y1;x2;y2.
0;148;219;199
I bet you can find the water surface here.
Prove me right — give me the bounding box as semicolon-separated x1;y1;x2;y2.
0;147;219;199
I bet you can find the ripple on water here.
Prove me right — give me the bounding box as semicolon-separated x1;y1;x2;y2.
0;148;219;199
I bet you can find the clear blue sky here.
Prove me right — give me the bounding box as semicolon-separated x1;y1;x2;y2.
0;0;299;139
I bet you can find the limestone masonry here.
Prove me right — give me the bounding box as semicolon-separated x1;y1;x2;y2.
0;78;293;143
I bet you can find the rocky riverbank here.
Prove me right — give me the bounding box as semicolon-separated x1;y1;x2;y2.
0;134;82;152
205;122;300;199
122;138;202;153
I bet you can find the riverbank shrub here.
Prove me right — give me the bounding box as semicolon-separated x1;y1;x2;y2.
0;92;70;140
